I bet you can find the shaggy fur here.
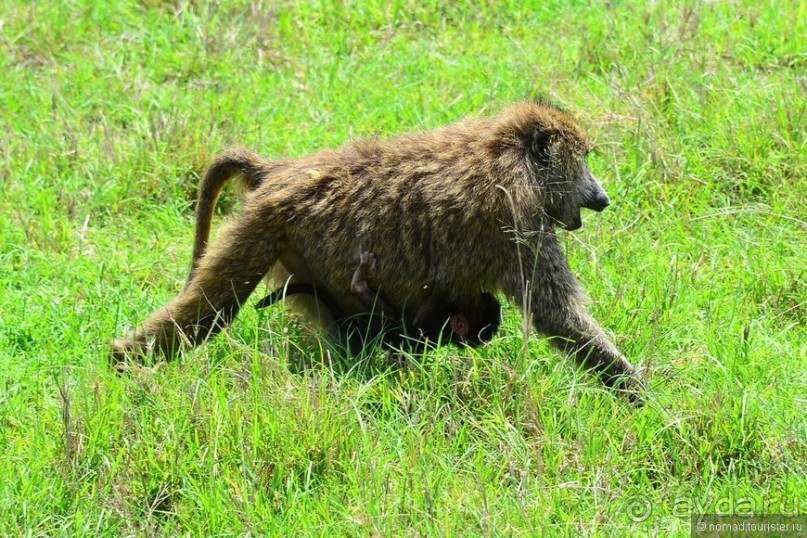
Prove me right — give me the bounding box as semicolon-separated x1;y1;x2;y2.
111;101;643;402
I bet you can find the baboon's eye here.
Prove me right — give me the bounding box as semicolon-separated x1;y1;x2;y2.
530;129;552;167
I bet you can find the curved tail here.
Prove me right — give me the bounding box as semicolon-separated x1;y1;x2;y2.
186;148;267;286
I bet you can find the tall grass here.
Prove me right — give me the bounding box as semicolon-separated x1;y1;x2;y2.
1;1;804;535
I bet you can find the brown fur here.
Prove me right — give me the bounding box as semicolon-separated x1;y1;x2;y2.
188;159;501;348
111;101;644;403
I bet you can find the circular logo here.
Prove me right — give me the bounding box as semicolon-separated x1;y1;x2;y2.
625;494;652;522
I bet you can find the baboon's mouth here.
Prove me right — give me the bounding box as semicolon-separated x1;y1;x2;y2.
548;217;583;231
581;190;611;213
565;213;583;231
546;207;581;231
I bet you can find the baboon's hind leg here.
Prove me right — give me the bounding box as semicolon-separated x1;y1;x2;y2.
111;217;282;363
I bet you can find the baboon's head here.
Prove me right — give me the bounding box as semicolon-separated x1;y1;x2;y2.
534;140;610;231
528;105;610;231
495;101;611;231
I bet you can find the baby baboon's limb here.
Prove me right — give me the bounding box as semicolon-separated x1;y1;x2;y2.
254;253;389;323
255;257;395;354
349;251;397;317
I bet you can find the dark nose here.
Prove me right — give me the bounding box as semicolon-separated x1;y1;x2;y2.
584;191;610;212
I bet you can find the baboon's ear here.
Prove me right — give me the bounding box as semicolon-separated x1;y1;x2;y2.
530;129;552;167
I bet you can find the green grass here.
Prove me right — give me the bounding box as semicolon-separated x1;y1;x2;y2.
1;0;804;535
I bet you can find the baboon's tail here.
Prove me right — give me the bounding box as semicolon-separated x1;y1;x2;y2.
187;148;267;285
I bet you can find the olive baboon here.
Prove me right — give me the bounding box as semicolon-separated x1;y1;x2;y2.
111;101;644;402
255;251;502;348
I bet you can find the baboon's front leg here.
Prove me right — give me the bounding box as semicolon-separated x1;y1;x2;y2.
516;234;644;404
111;217;281;363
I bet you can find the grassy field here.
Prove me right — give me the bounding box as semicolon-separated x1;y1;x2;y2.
1;0;804;535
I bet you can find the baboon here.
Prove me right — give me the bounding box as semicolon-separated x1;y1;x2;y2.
255;251;502;348
186;151;500;348
111;101;644;402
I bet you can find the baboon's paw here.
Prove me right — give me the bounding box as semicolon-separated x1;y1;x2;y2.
615;375;648;408
358;251;377;278
109;336;151;366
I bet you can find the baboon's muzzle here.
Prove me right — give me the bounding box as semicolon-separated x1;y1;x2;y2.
581;170;611;213
583;190;610;212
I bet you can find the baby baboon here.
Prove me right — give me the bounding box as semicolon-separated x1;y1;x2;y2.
406;292;501;347
111;101;644;402
255;251;501;348
349;251;501;346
